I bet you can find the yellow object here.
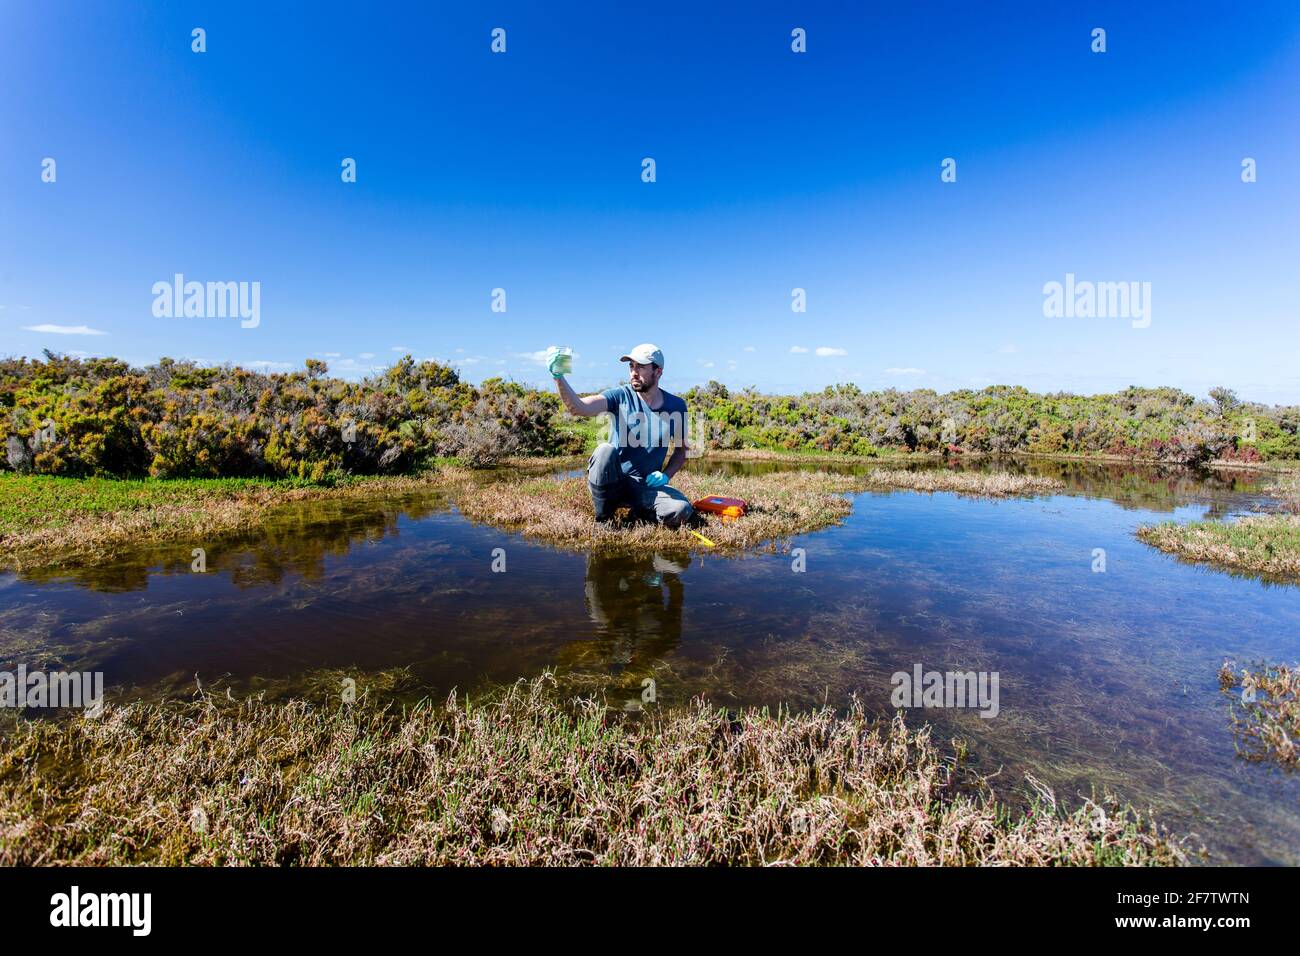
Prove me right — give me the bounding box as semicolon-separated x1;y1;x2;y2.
689;529;715;547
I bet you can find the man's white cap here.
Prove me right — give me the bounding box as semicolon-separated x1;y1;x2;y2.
619;343;665;368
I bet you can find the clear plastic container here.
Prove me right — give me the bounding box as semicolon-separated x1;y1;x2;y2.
551;347;573;376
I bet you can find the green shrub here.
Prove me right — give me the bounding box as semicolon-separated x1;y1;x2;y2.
0;354;574;480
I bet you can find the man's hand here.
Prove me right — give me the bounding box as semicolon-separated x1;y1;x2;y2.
545;347;570;378
549;351;608;417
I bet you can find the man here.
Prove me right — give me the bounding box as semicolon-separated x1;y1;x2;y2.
548;343;694;529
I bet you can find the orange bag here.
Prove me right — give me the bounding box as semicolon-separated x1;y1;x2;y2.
692;495;748;521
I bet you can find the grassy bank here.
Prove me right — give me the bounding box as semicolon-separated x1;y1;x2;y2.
1136;514;1300;580
0;470;465;571
455;469;862;553
859;468;1063;498
1;459;1062;569
1136;474;1300;580
1218;661;1300;770
454;466;1063;554
0;675;1182;866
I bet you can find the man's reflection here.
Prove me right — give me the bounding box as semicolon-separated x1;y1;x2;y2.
556;551;688;703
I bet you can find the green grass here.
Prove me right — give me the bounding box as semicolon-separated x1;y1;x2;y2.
552;415;607;455
0;474;310;537
0;470;466;570
1137;514;1300;579
1136;475;1300;580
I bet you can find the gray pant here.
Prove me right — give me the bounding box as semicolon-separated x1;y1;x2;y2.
588;443;693;529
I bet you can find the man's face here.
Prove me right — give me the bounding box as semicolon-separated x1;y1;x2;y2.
628;361;661;392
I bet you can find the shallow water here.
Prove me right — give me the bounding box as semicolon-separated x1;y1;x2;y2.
3;459;1298;864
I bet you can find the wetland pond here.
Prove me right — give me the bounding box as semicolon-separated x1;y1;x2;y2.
3;458;1298;865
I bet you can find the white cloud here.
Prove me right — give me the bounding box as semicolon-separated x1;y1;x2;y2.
23;323;106;336
884;367;926;375
391;346;410;352
790;346;809;353
743;345;756;352
244;360;293;370
359;352;375;359
815;346;847;357
318;351;341;358
515;350;581;366
998;344;1019;354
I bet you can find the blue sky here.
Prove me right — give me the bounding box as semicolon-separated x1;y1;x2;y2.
2;1;1298;401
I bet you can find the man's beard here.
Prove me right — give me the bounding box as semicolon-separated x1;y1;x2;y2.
630;379;648;391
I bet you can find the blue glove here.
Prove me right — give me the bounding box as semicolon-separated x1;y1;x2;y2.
645;471;668;488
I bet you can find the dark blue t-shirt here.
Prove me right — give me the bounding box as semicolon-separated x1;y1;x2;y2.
600;385;688;481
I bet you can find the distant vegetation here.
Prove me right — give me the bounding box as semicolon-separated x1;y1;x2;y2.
3;354;1296;482
684;380;1300;464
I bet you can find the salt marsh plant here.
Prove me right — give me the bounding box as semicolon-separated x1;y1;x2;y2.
0;674;1183;866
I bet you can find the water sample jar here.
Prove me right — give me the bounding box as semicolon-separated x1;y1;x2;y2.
552;347;573;375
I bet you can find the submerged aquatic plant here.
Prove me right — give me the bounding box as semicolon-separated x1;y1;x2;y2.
1218;660;1300;770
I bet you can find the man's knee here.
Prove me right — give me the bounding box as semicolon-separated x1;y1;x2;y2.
588;442;619;487
589;444;624;521
660;498;693;530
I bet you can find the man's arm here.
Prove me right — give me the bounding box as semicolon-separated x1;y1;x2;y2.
662;401;691;479
662;445;687;480
554;375;608;418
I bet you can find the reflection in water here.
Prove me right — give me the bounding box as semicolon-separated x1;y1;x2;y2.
705;456;1270;518
1;459;1298;864
11;491;452;594
557;552;687;705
